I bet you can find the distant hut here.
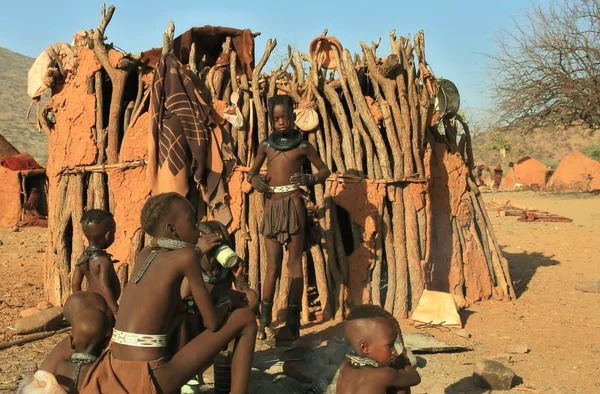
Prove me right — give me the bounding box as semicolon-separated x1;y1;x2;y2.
548;152;600;192
0;134;47;227
502;156;551;190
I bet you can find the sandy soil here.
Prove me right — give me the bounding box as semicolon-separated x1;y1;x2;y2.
0;191;599;393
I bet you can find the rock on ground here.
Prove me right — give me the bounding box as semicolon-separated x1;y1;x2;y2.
19;307;41;318
15;307;63;335
36;301;53;310
575;279;600;293
507;344;529;354
473;359;515;390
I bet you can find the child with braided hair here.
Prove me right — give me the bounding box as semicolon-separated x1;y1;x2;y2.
248;94;331;342
336;305;421;394
80;192;257;394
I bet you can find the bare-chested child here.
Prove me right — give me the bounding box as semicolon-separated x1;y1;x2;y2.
72;210;120;319
336;305;421;394
80;192;257;394
40;292;109;374
248;94;331;342
175;220;259;389
53;308;109;394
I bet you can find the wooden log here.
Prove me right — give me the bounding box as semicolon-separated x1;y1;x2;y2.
69;175;85;277
252;39;277;143
323;83;356;171
328;119;347;173
468;178;515;300
301;253;309;324
127;228;145;285
403;38;425;177
54;176;72;305
213;37;231;99
360;42;404;178
310;83;334;171
382;195;397;312
451;217;467;307
332;46;364;175
356;117;375;178
248;191;260;297
342;50;391;178
456;114;475;171
379;103;403;177
372;205;384;306
403;185;424;310
390;33;415;177
293;50;305;86
91;5;139;164
92;71;107;210
392;187;408;318
0;327;71;350
417;199;427;262
310;243;333;321
274;251;290;320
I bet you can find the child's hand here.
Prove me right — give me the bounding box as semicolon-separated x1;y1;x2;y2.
290;172;308;185
250;175;270;193
197;233;223;254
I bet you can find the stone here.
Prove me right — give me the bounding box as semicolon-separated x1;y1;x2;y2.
454;329;471;339
575;279;600;293
36;301;53;310
19;307;41;318
473;359;515;390
14;280;33;289
15;307;64;335
0;240;3;246
490;353;511;363
9;227;20;232
507;344;529;354
273;375;305;393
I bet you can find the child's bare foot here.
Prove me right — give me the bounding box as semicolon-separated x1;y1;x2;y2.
256;327;267;341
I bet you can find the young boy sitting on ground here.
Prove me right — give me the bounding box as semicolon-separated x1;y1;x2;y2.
40;292;109;374
336;305;421;394
248;94;331;342
53;308;109;394
81;192;257;394
72;210;120;319
174;220;258;389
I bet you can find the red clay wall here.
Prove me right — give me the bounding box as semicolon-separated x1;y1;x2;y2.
0;168;21;227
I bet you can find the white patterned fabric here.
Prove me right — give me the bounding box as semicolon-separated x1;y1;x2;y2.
269;184;298;193
111;329;167;348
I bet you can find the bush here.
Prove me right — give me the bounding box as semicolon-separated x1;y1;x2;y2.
581;144;600;162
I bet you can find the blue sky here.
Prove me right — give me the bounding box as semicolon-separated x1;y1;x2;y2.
0;0;545;123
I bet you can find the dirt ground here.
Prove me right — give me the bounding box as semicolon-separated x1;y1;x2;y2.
0;191;599;393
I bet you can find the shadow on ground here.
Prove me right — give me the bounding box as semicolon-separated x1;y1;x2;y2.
502;248;560;298
444;375;523;393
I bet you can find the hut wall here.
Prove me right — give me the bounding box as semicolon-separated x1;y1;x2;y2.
0;168;22;227
42;14;514;322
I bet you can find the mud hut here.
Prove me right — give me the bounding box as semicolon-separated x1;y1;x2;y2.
547;151;600;191
0;135;47;228
502;155;551;190
39;5;514;321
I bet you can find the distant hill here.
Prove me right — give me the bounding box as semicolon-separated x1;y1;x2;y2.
472;123;599;169
0;47;48;165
